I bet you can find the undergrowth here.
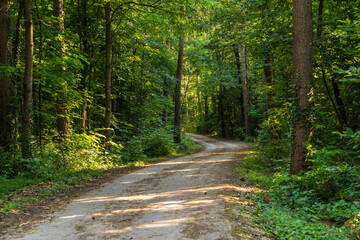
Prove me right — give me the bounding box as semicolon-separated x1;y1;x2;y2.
0;131;198;214
235;129;360;240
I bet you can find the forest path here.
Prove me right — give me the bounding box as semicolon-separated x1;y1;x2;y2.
8;135;261;240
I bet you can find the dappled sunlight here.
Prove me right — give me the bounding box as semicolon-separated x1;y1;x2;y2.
132;168;200;176
58;214;84;220
104;217;198;234
74;184;251;204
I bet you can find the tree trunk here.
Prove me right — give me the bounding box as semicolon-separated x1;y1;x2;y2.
162;78;168;124
264;51;273;107
34;0;43;147
241;44;251;136
174;5;185;144
104;1;112;146
233;46;244;124
53;0;70;137
219;85;226;137
22;0;33;158
0;0;15;152
331;78;348;127
290;0;313;175
79;0;88;132
0;0;13;151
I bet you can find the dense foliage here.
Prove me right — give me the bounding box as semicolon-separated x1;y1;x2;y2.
1;0;359;238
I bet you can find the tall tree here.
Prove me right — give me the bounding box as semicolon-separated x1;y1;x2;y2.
22;0;33;158
0;0;15;152
241;44;251;136
53;0;70;137
104;0;112;146
290;0;313;175
174;5;185;144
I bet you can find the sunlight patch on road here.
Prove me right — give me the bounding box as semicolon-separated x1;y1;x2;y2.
58;214;84;220
104;217;197;234
74;185;251;204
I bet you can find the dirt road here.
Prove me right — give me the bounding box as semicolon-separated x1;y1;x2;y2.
7;134;262;240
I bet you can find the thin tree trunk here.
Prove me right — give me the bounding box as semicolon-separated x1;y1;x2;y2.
241;44;251;136
34;0;43;147
0;0;15;152
204;92;209;133
104;1;112;146
219;85;226;137
22;0;33;158
262;73;267;119
290;0;313;175
53;0;70;137
317;0;324;41
162;78;168;123
331;78;348;127
174;5;185;144
233;46;244;124
79;0;88;132
264;51;273;106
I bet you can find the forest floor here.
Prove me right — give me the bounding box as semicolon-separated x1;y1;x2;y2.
2;134;269;240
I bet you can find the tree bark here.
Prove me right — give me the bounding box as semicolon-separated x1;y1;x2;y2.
219;85;226;137
53;0;70;137
104;1;112;146
241;44;251;136
0;0;14;151
34;0;43;147
331;78;348;127
162;78;168;124
79;0;88;132
264;51;273;106
22;0;33;158
204;93;209;132
174;5;185;144
0;0;15;152
233;46;244;124
290;0;313;175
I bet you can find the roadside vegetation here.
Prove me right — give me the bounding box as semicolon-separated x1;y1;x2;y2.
0;132;197;214
234;128;360;239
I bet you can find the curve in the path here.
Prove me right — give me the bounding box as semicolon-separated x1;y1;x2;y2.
9;134;249;240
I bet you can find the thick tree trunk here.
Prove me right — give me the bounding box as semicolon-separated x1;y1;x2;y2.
0;0;15;152
53;0;70;137
22;0;33;158
104;1;112;146
290;0;313;175
174;5;185;144
241;44;251;136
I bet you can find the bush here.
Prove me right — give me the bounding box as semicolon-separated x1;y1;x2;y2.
143;129;176;157
257;106;291;161
177;134;196;153
252;129;360;239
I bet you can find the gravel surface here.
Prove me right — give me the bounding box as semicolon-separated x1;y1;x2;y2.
6;134;254;240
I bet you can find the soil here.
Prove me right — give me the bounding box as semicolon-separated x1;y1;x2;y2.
1;134;269;240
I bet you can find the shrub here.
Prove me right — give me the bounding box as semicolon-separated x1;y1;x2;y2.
143;129;176;157
177;134;196;153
